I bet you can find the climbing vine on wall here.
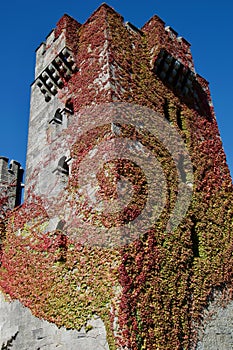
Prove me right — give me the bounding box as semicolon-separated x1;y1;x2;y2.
1;4;233;350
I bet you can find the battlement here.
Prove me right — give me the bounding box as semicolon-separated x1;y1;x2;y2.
35;15;81;79
0;157;24;209
34;4;194;72
27;4;213;197
31;4;198;111
142;14;193;70
35;29;72;79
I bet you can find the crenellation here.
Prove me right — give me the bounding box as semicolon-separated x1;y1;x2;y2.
54;14;81;42
125;21;144;36
35;41;46;55
45;29;56;46
82;3;124;27
143;14;194;70
165;25;178;38
143;14;165;28
177;35;191;48
35;31;66;78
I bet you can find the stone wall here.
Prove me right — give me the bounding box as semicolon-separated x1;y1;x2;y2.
0;292;109;350
196;293;233;350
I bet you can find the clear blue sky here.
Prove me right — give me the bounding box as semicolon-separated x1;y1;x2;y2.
0;1;232;178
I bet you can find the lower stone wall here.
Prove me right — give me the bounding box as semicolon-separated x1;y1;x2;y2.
0;292;109;350
196;294;233;350
2;289;233;349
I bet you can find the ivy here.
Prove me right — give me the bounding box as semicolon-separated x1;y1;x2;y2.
1;5;233;350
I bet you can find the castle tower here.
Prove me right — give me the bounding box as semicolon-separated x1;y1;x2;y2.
1;4;233;350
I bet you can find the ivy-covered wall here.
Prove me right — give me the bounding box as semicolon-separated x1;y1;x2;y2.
0;4;232;350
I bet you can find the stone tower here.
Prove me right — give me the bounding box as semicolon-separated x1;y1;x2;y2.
1;4;233;350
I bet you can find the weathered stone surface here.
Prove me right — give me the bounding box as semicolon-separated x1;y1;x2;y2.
0;292;109;350
196;296;233;350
